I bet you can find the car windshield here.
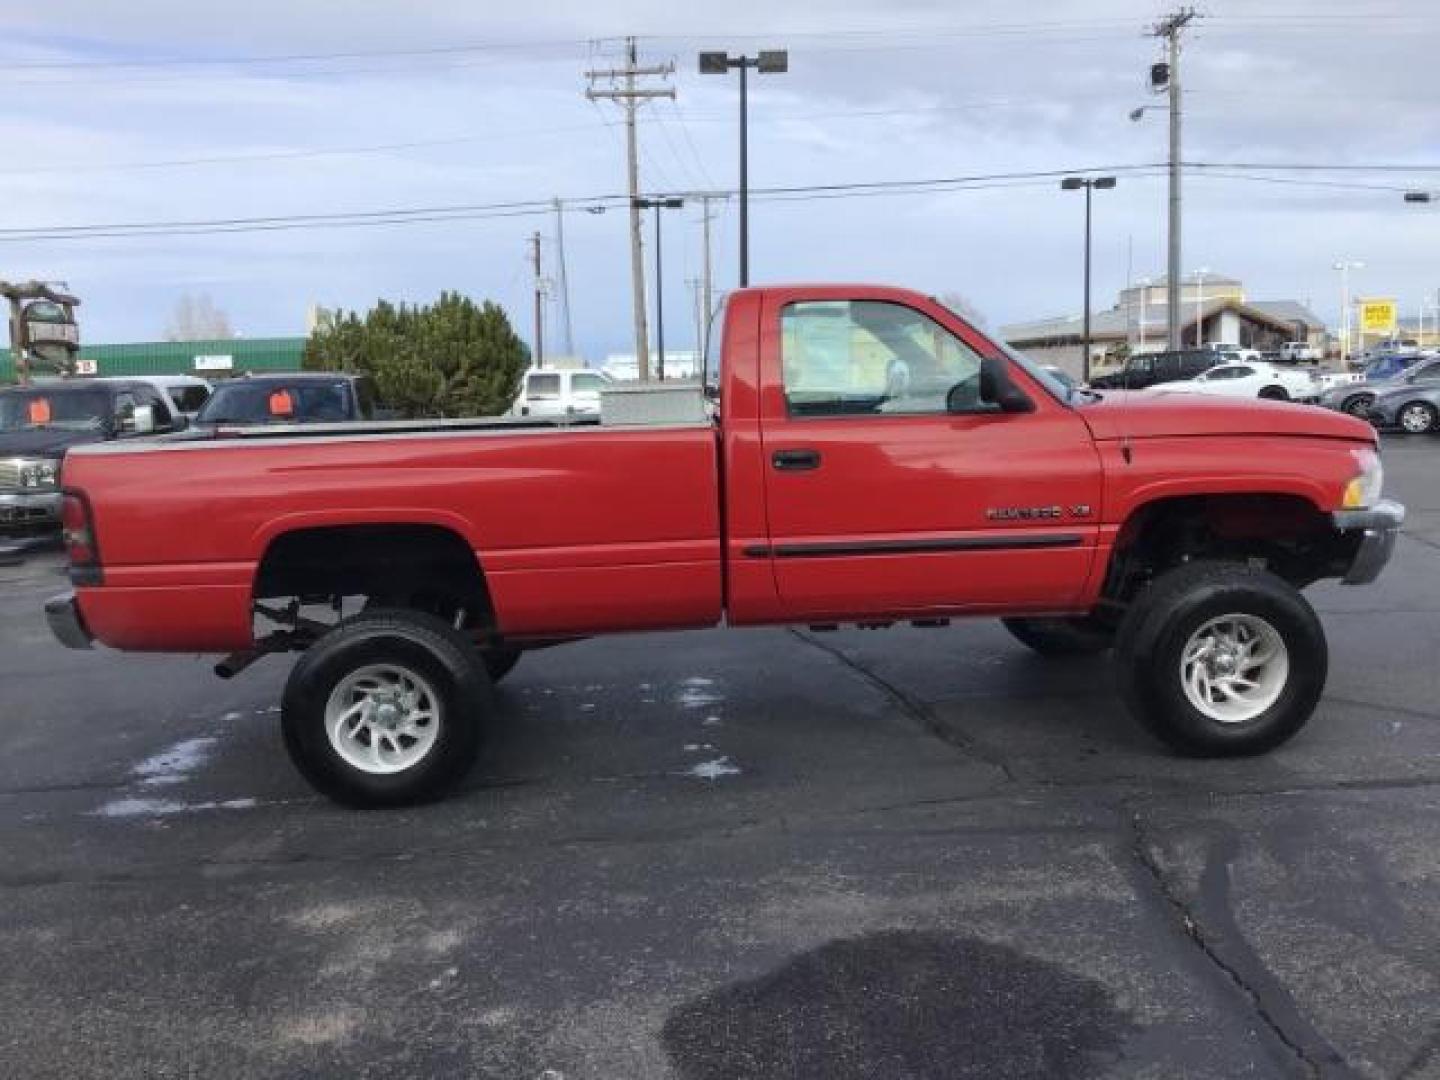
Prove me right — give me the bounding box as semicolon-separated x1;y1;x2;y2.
196;381;351;424
0;388;111;432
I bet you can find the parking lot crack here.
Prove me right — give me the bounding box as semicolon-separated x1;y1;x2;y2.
1123;807;1362;1080
788;630;1018;782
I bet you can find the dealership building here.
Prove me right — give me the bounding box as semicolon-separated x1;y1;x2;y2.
0;336;306;383
1001;273;1327;378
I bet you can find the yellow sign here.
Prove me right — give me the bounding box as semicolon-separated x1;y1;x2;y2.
1358;298;1397;335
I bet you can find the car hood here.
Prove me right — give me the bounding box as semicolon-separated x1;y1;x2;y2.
1079;391;1374;442
0;428;106;458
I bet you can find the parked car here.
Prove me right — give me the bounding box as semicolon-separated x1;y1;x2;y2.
1279;341;1323;364
108;375;212;420
48;283;1402;807
1086;349;1225;390
1366;383;1440;434
0;379;184;535
509;367;611;418
191;373;378;429
1317;355;1440;417
1146;361;1320;402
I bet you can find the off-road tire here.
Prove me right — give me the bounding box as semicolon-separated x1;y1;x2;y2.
281;608;490;807
1001;615;1114;657
480;645;523;683
1115;560;1326;756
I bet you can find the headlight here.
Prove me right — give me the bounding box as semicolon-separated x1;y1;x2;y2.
1342;449;1384;509
17;458;60;489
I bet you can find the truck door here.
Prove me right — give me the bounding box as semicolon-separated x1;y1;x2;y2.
755;293;1104;620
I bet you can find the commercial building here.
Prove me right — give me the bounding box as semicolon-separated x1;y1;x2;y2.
1002;273;1326;378
1;337;306;383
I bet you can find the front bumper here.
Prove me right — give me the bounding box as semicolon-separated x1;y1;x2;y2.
45;591;94;650
0;488;62;532
1332;499;1406;585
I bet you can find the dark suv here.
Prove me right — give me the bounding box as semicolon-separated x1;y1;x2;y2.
1087;349;1228;390
191;373;378;429
0;379;184;536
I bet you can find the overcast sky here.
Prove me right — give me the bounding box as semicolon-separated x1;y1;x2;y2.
1;1;1436;357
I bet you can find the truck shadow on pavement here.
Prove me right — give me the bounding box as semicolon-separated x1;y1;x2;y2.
662;929;1137;1080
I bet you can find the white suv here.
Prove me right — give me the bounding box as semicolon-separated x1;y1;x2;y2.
510;368;610;418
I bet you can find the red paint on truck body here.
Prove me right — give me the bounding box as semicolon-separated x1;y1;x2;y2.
59;284;1377;653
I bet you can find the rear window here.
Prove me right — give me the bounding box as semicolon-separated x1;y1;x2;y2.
0;389;111;432
169;385;212;413
196;381;352;424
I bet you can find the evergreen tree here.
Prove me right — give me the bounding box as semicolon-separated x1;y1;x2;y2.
303;292;530;417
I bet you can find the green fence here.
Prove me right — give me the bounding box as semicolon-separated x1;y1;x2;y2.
1;337;307;382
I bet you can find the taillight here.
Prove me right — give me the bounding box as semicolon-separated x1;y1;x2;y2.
61;491;102;582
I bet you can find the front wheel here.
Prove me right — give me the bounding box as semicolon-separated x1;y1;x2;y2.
1258;385;1289;401
281;608;491;807
1002;615;1113;657
1342;394;1374;418
1115;561;1326;756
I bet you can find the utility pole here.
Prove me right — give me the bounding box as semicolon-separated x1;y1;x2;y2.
552;198;575;358
587;38;675;380
686;276;703;358
1151;8;1195;350
694;192;725;353
530;231;544;369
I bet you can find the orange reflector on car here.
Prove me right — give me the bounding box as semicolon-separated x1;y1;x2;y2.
268;390;295;417
28;399;52;424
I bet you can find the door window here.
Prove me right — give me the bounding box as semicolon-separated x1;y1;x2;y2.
780;300;983;416
570;373;606;394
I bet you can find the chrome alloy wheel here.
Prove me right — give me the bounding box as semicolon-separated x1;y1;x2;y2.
1179;614;1290;724
1399;403;1436;434
324;664;441;774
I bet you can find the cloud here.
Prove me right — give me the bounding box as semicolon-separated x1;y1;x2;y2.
0;0;1435;350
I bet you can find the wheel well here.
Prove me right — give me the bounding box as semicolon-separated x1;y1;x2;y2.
1103;493;1359;603
254;524;495;633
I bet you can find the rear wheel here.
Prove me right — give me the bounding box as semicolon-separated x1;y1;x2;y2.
480;645;523;682
1002;615;1113;657
1115;560;1326;756
281;608;490;807
1397;401;1438;434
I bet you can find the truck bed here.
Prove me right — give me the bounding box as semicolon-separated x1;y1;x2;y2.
64;419;723;651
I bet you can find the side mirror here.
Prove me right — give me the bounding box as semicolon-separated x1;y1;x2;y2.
976;357;1035;414
130;405;156;434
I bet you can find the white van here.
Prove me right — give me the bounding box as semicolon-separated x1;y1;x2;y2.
509;368;610;418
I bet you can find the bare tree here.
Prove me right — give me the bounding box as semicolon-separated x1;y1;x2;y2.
165;293;234;341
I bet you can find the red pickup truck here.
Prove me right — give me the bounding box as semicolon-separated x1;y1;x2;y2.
47;285;1403;806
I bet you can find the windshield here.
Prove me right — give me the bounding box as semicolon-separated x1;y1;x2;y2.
0;389;111;432
196;380;352;424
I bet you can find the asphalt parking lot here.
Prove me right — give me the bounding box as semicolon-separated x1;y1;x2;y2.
1;437;1438;1080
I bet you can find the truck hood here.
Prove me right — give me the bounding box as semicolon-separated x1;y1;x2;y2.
1079;391;1375;443
0;428;107;458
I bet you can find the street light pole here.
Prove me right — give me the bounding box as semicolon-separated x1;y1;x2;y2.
634;196;685;379
1061;176;1116;384
699;49;788;288
1333;260;1364;367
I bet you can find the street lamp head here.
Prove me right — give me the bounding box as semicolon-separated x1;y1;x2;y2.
1128;107;1146;122
1405;191;1433;203
698;51;730;74
756;50;789;74
661;197;685;209
1061;177;1085;190
1094;176;1117;190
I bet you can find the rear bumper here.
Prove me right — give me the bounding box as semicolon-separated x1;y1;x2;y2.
1332;499;1406;585
0;488;62;532
45;591;94;650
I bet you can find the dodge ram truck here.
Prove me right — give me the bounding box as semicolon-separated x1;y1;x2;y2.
46;285;1405;807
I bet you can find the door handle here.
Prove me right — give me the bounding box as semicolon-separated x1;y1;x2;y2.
772;448;821;471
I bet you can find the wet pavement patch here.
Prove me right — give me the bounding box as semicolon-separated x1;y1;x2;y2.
662;929;1136;1079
